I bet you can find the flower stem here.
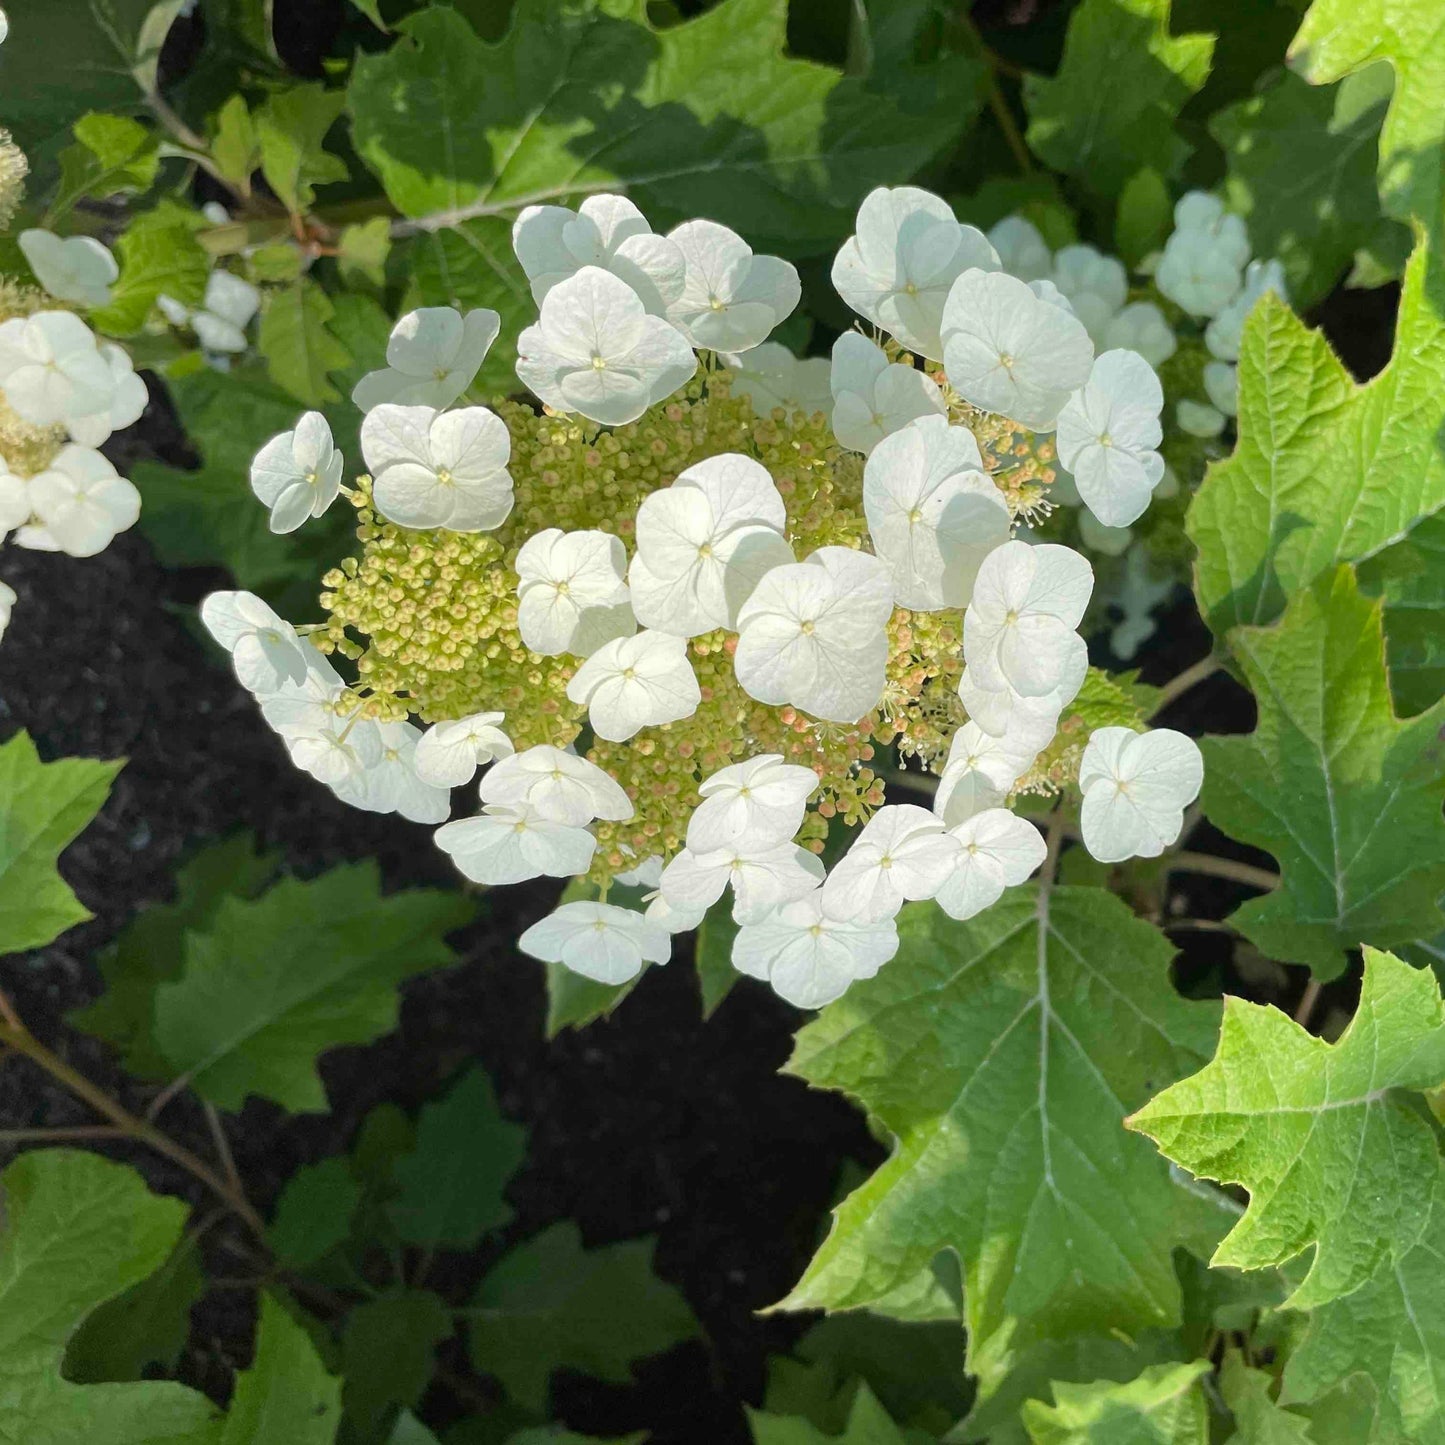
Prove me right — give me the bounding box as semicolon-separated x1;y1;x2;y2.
1150;654;1223;717
1167;851;1278;893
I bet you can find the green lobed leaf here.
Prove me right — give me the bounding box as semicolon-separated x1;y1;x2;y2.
1212;63;1397;308
209;94;260;194
342;1292;453;1444
338;216;393;291
388;1067;527;1251
1019;1360;1212;1445
90;201;211;337
467;1222;698;1413
1198;567;1445;975
256;83;350;217
50;111;160;223
748;1382;913;1445
257;277;352;409
348;0;982;256
780;888;1220;1399
72;834;281;1077
1358;509;1445;715
1289;0;1445;233
153;861;473;1113
269;1157;363;1268
1188;237;1445;637
1130;948;1445;1310
220;1292;342;1445
1220;1353;1314;1444
0;1150;219;1441
0;731;121;957
1022;0;1215;200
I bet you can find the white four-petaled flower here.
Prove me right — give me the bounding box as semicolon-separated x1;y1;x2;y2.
515;527;633;657
1103;301;1177;369
250;411;345;534
820;802;959;923
724;342;832;420
479;744;634;826
519;900;672;984
25;445;140;557
565;629;701;741
658;839;824;924
686;754;819;855
988;215;1051;283
436;802;596;884
1079;726;1204;862
932;722;1043;826
200;590;312;694
934;808;1046;920
0;311;114;431
352;306;501;413
829;332;946;457
19;230;117;309
664;219;800;353
412;712;513;788
1049;244;1128;345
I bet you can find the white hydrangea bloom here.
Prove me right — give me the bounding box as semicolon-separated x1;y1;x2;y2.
1050;244;1128;344
1055;349;1165;528
934;808;1047;921
987;215;1051;283
333;721;451;824
352;306;501;413
963;540;1093;698
1172;192;1251;265
0;455;29;539
659;840;824;924
828;332;946;456
0;10;8;45
519;900;672;984
686;754;819;855
1156;229;1243;319
19;230;117;308
200;590;312;694
863;415;1011;610
0;311;113;431
724;342;832;419
436;802;596;885
517;267;696;425
250;411;345;534
360;404;514;532
479;743;634;827
1206;258;1288;362
1177;398;1226;438
644;893;708;935
158;271;262;354
25;445;139;558
273;698;383;790
941;269;1094;431
412;712;513;789
0;580;13;645
1102;300;1177;368
565;629;701;741
1203;360;1238;417
514;527;633;657
932;722;1044;826
820;803;959;924
734;546;893;723
1079;726;1204;862
958;632;1087;738
614;854;664;889
1078;511;1134;556
832;186;999;360
665;219;800;352
731;893;899;1008
512;194;685;315
628;455;792;636
65;343;147;448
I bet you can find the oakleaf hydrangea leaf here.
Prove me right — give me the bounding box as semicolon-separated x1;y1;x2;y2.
1281;1166;1445;1444
220;1293;340;1445
0;1149;219;1442
153;861;473;1113
467;1222;698;1412
1290;0;1445;230
341;1292;452;1441
780;888;1219;1397
1220;1353;1314;1445
268;1157;362;1268
1188;239;1445;637
1199;567;1445;975
1129;948;1445;1310
0;731;121;956
1019;1360;1211;1444
1022;0;1215;199
1358;509;1445;715
258;278;352;409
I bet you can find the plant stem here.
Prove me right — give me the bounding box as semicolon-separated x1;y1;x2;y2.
1150;654;1223;717
1293;977;1323;1029
0;1125;129;1143
0;995;266;1239
983;74;1034;175
1168;852;1278;893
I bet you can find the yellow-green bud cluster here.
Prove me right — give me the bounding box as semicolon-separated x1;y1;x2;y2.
320;367;1013;886
0;130;26;234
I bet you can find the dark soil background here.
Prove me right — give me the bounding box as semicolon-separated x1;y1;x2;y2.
0;1;1401;1440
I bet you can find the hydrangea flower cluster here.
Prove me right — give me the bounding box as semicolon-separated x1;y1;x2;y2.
0;154;145;646
208;185;1206;1010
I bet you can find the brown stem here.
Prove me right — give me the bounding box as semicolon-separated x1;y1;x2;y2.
1168;851;1279;893
1150;654;1223;717
0;1125;129;1143
1293;977;1323;1029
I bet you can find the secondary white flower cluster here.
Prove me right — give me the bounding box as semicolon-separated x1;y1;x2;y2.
159;269;262;359
214;185;1206;1012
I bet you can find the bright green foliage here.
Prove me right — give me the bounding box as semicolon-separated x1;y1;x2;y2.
1114;168;1173;270
1130;949;1445;1309
1290;0;1445;231
152;861;473;1112
1022;0;1214;199
91;202;210;336
220;1292;341;1445
1199;569;1445;975
695;903;741;1017
258;278;352;408
1189;241;1445;636
50;112;160;223
468;1222;699;1412
257;84;349;216
0;1150;218;1441
65;1236;205;1386
0;730;120;956
1212;65;1395;307
748;1382;913;1444
1220;1353;1314;1444
73;834;281;1076
210;95;261;195
338;217;393;291
780;889;1219;1395
1359;509;1445;715
341;1292;453;1444
1019;1361;1211;1444
544;959;641;1036
1281;1170;1445;1443
388;1068;526;1250
269;1157;363;1268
